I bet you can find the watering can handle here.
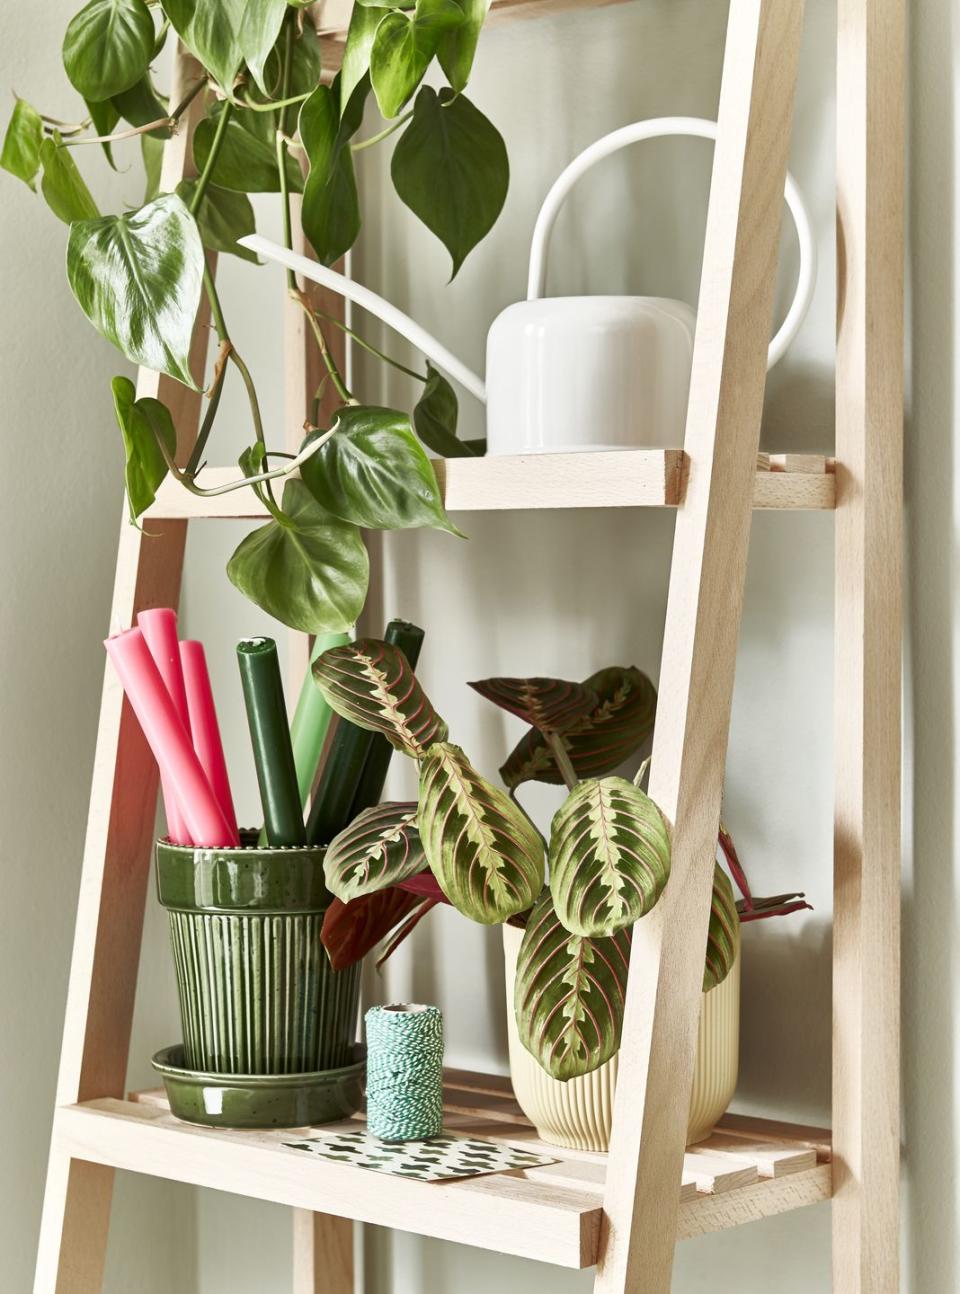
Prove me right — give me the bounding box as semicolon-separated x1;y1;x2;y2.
526;116;816;370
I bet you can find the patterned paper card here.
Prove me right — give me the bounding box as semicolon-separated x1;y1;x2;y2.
282;1128;558;1182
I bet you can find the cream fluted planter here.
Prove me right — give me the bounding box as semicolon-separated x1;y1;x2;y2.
502;924;740;1153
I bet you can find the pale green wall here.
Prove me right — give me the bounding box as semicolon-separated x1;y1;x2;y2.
0;3;954;1291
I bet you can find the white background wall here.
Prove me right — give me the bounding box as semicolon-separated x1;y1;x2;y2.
0;2;954;1291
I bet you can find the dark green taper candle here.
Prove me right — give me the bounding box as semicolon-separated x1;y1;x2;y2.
348;620;425;819
306;619;425;846
237;637;306;847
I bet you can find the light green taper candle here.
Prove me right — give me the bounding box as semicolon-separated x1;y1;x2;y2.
291;630;351;807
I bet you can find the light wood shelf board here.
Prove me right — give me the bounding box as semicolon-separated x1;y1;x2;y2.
105;1069;832;1260
146;450;835;519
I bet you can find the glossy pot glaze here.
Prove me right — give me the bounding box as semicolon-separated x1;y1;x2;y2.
152;1043;365;1129
156;835;360;1076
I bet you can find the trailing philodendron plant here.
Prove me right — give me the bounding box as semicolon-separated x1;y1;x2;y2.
313;641;812;1081
2;1;506;631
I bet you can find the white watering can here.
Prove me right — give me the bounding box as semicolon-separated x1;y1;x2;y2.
240;117;815;456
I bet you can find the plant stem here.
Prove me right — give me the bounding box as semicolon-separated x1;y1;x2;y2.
169;75;208;121
544;732;579;791
235;89;312;113
318;311;426;382
149;423;336;497
184;340;231;475
351;110;414;152
63;76;206;148
292;289;355;405
189;99;233;216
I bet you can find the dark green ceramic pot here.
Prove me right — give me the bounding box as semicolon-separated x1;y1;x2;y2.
152;1043;365;1129
156;834;361;1076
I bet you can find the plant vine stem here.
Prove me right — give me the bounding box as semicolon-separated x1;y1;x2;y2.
317;310;425;382
149;423;336;498
351;109;413;152
235;89;311;113
190;99;233;216
184;340;230;475
544;732;579;791
292;289;355;405
63;76;207;149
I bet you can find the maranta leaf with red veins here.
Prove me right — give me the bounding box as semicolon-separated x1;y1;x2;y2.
417;741;545;924
548;776;671;938
324;801;426;902
703;863;741;992
514;889;631;1081
320;887;423;971
500;666;657;789
313;637;447;758
468;675;598;733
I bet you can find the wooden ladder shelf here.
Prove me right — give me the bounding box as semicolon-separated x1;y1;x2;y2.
33;1;903;1291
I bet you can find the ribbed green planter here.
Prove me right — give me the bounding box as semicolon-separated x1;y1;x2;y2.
156;835;361;1076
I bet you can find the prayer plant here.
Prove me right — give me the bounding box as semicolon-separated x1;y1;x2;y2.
2;1;505;631
312;640;811;1080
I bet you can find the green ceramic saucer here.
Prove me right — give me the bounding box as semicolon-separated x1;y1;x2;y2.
152;1044;366;1129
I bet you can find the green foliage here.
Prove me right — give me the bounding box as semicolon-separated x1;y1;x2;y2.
548;776;670;937
66;193;204;387
515;890;631;1080
392;87;508;277
413;363;477;457
299;79;365;264
325;802;426;901
1;99;43;190
111;374;177;522
177;179;257;261
703;863;740;992
40;133;100;223
369;0;463;119
418;742;546;924
62;0;154;103
4;1;507;630
300;405;462;535
226;479;370;633
313;638;448;757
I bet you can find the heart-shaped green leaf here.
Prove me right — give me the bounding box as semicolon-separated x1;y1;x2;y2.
300;405;462;536
392;86;508;278
325;802;426;901
238;0;288;96
226;478;369;632
39;134;100;224
418;742;545;924
111;375;176;522
341;4;389;112
193;104;304;193
437;0;491;92
111;76;170;139
162;0;244;93
63;0;154;103
514;889;630;1080
87;96;121;167
299;80;364;263
468;676;597;734
261;14;323;100
1;99;43;190
370;0;463;118
67;193;204;387
313;638;448;757
413;364;478;457
177;180;257;262
548;776;670;938
703;863;741;992
321;887;423;970
501;665;657;789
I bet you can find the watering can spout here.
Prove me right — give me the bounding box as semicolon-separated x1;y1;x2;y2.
238;235;487;405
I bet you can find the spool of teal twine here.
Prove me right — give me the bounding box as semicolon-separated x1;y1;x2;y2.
365;1004;444;1142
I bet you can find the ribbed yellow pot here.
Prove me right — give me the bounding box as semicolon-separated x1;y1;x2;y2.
502;925;740;1152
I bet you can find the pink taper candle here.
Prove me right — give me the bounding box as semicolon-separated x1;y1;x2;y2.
138;608;192;844
105;628;237;847
180;640;239;842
